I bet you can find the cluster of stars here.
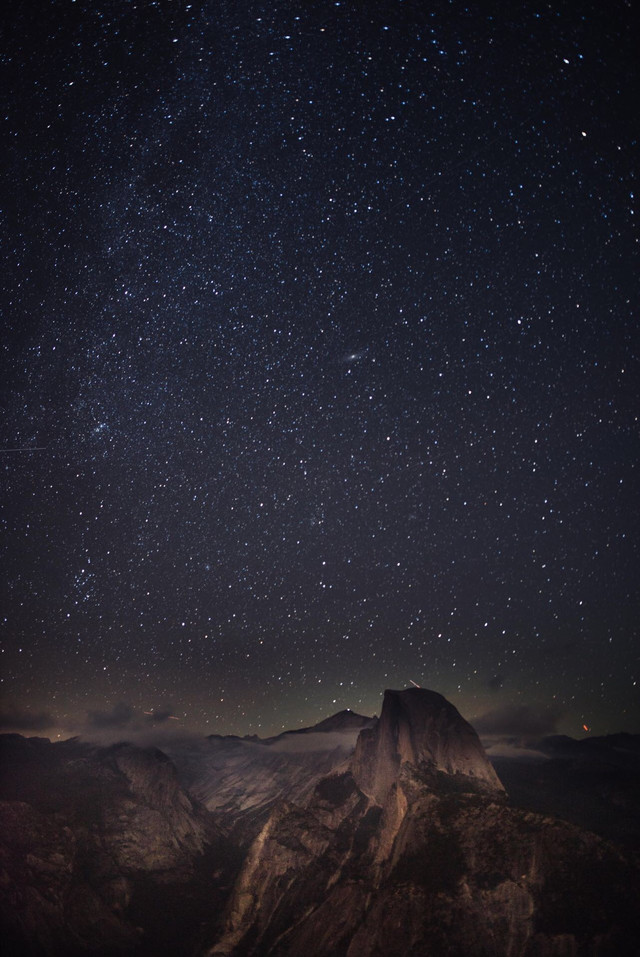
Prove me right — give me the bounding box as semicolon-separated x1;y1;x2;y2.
1;0;637;739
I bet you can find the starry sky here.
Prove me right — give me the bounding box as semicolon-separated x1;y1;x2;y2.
1;0;638;741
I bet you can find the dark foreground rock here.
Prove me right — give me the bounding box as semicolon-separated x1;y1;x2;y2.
490;732;640;851
0;735;231;956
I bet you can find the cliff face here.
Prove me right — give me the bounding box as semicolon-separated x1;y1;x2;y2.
213;781;638;957
205;690;639;957
103;743;210;873
352;688;504;803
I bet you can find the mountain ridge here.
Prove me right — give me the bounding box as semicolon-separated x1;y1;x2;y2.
205;689;638;957
2;689;639;956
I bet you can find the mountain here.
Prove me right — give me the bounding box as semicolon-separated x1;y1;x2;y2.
265;709;375;739
204;689;639;957
352;687;504;804
0;734;227;956
2;691;639;957
489;730;640;851
538;731;640;759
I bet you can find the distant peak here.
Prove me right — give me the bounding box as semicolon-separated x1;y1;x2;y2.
310;710;375;734
261;709;375;744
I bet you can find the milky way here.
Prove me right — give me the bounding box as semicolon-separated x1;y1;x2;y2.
1;0;638;738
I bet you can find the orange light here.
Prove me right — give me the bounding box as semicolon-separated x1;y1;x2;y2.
582;723;589;732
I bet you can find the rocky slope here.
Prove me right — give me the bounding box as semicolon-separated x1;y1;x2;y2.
0;712;375;955
205;689;639;957
0;735;226;956
2;693;638;957
167;711;375;846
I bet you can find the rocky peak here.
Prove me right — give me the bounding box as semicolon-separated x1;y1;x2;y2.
309;709;375;734
352;688;504;804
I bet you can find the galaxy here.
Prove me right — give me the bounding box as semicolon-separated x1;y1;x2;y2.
1;0;638;740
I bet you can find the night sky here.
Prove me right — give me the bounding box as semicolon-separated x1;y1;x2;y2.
2;0;638;741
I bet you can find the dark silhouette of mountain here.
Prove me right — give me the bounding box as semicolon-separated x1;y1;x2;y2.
539;731;640;759
2;692;639;957
490;730;640;851
305;709;374;734
261;708;375;742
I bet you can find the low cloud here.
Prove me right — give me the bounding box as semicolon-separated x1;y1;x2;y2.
473;703;564;760
76;701;190;746
0;708;55;732
267;729;363;753
474;703;562;740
